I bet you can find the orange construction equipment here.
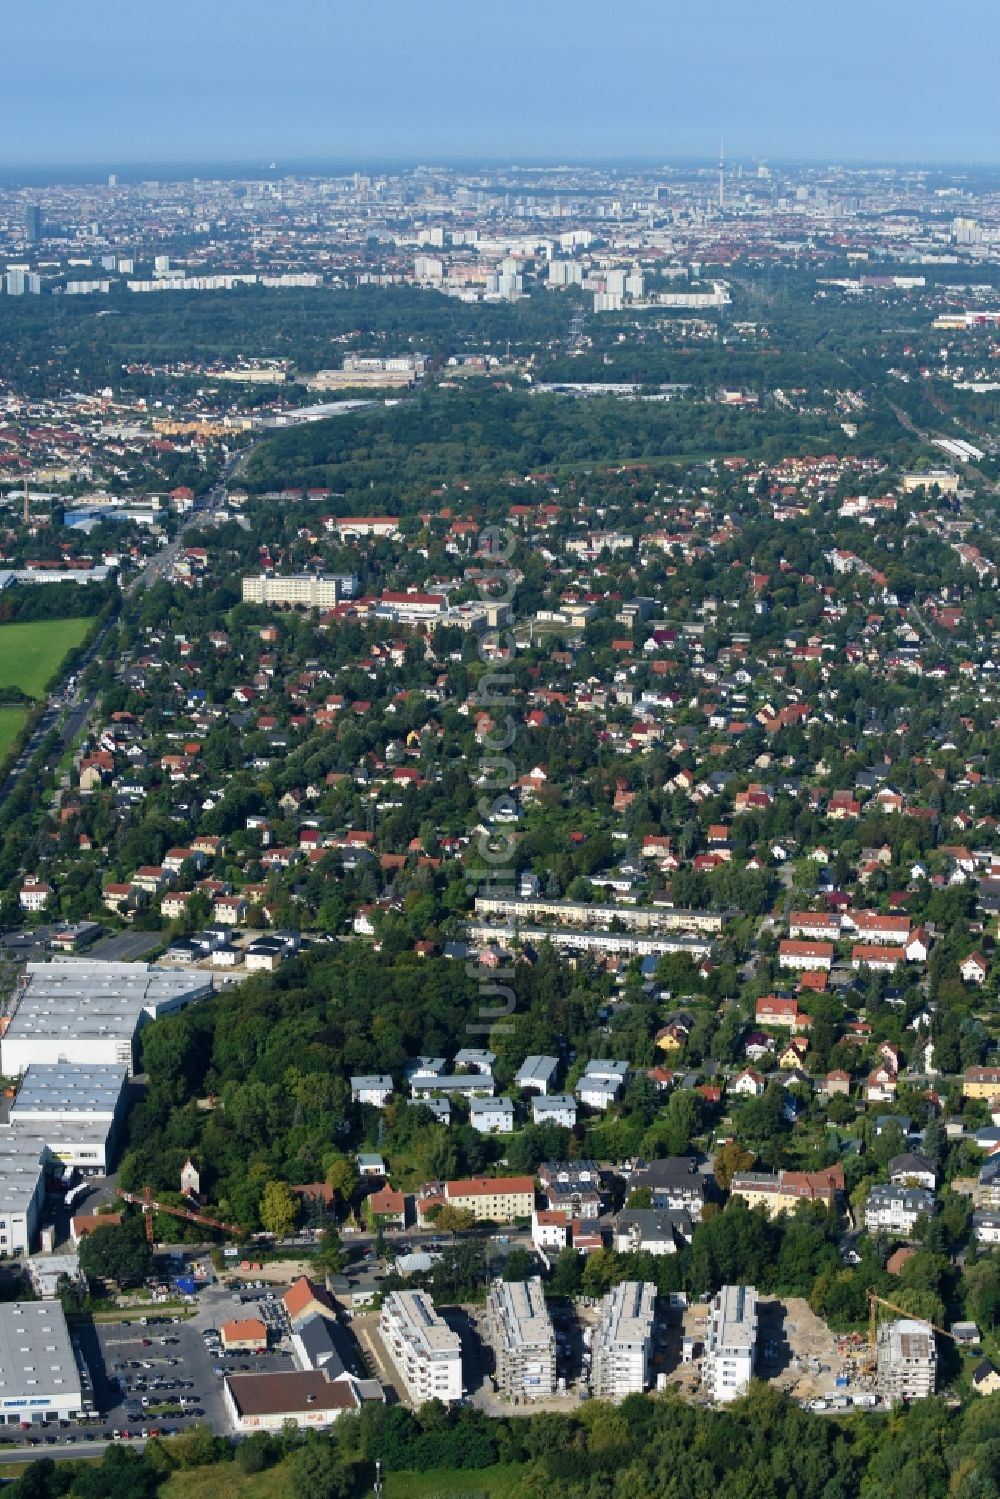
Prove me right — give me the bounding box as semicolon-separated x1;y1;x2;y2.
117;1186;239;1244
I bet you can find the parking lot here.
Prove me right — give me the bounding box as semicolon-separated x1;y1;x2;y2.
2;1277;300;1447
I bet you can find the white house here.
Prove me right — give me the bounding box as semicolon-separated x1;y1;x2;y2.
532;1209;571;1251
469;1097;515;1134
532;1094;577;1128
888;1152;937;1191
905;928;931;963
865;1066;898;1103
974;1211;1000;1245
864;1183;937;1236
961;954;989;985
19;880;53;913
730;1068;766;1098
350;1075;394;1108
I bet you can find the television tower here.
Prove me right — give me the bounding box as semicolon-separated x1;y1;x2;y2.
718;136;725;211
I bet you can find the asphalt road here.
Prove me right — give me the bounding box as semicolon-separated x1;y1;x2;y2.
88;932;163;962
0;1438;145;1464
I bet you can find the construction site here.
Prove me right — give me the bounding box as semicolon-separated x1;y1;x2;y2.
664;1292;942;1410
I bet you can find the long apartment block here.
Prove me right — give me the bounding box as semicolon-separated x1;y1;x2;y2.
379;1290;462;1404
591;1280;657;1400
485;1277;555;1401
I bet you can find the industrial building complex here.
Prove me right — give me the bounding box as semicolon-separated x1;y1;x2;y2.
0;1301;88;1424
0;962;210;1077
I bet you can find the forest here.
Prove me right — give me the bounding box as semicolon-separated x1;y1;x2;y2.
8;1382;1000;1499
0;286;573;398
243;385;869;501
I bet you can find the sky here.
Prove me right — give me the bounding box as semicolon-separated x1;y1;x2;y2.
5;0;1000;169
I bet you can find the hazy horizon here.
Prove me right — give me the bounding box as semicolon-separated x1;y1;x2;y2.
7;0;1000;169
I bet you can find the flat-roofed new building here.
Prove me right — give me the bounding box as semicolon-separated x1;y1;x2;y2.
591;1280;657;1400
877;1318;937;1401
0;1136;46;1256
1;963;210;1078
241;574;354;609
485;1277;555;1401
379;1290;463;1404
7;1063;128;1173
703;1284;757;1403
0;1301;85;1423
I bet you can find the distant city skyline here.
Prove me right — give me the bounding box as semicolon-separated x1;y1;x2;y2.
7;0;1000;168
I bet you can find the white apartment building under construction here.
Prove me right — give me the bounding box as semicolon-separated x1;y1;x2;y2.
485;1277;555;1401
590;1280;657;1400
876;1318;937;1401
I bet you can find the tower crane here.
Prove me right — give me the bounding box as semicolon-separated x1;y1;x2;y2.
865;1290;957;1373
116;1187;240;1246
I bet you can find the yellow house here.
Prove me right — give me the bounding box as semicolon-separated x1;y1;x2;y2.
779;1040;809;1069
973;1360;1000;1396
655;1028;686;1054
964;1067;1000;1099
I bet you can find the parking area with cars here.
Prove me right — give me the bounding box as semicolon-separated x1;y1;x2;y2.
0;1253;364;1452
59;1281;294;1442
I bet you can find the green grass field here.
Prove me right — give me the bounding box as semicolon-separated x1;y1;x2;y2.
0;707;27;760
0;618;93;698
162;1464;295;1499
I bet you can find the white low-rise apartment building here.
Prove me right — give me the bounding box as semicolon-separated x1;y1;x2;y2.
469;1097;515;1134
350;1075;394;1108
576;1059;628;1110
532;1094;577;1128
703;1285;757;1403
379;1291;463;1405
514;1055;559;1095
591;1281;657;1401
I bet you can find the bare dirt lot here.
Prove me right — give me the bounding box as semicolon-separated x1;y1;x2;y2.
667;1296;874;1407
